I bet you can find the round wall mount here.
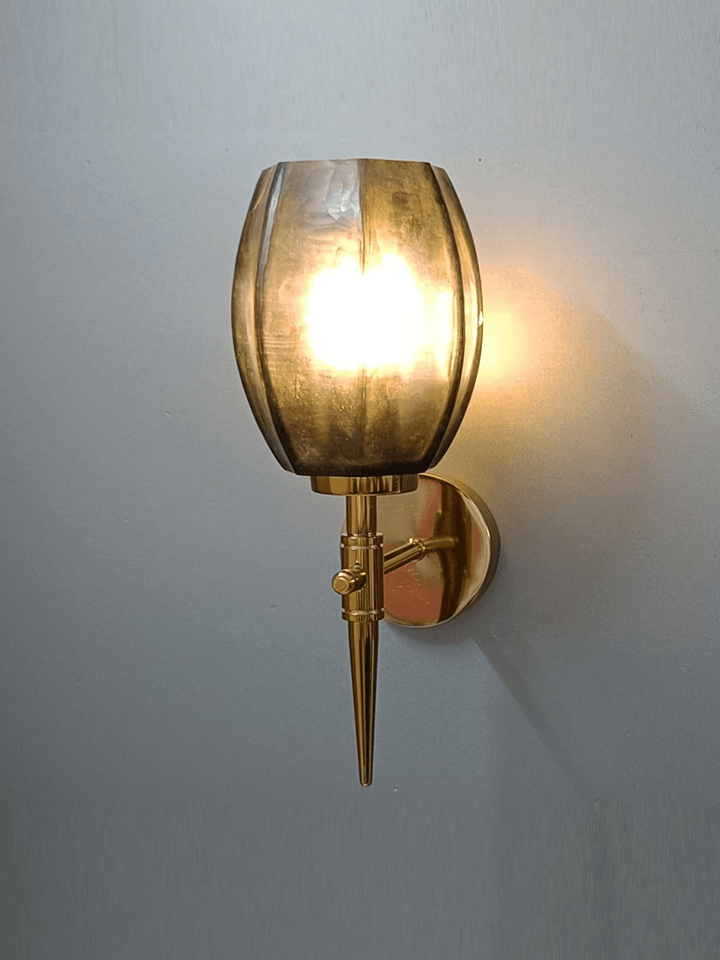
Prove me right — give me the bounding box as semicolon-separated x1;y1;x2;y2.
377;474;500;627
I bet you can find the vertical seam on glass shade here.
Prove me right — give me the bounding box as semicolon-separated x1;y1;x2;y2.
425;163;465;464
232;166;293;472
254;162;296;470
256;163;285;293
428;168;483;466
434;169;483;315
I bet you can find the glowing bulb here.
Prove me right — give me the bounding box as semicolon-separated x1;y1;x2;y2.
305;255;453;374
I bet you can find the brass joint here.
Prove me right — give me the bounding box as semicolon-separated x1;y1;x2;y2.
312;475;419;496
332;565;367;596
338;532;384;622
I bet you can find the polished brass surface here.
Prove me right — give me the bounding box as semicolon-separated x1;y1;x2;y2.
346;494;377;538
382;538;426;574
382;534;457;575
348;620;378;787
339;502;384;621
312;475;419;496
332;566;367;596
337;495;384;785
232;160;483;478
332;479;499;779
377;474;500;627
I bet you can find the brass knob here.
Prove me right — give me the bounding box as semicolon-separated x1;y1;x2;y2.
332;566;367;595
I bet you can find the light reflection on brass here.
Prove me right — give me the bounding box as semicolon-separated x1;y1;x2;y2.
378;475;500;628
311;475;419;497
347;621;378;788
331;566;367;596
382;537;426;574
382;534;457;575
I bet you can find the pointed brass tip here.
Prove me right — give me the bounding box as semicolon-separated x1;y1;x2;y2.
348;620;378;787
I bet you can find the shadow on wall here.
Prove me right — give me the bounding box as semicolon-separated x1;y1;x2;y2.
392;264;719;795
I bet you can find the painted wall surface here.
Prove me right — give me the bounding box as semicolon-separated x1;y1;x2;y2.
2;0;719;955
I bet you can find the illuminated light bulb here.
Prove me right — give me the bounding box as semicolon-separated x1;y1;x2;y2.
305;254;454;375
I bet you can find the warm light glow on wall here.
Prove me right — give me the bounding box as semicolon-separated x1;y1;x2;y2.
305;254;454;374
475;292;533;389
477;310;519;385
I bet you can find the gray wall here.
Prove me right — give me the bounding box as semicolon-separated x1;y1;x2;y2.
2;0;719;956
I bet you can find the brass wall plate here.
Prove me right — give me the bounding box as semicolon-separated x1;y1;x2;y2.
377;474;500;627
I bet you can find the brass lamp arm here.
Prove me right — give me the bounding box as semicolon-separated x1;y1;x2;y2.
334;534;458;589
381;535;457;576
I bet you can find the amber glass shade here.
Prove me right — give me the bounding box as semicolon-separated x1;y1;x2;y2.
232;159;482;477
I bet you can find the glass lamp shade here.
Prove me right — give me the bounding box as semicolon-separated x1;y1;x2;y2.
232;159;482;478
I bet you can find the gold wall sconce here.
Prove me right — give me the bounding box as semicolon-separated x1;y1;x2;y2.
232;159;500;785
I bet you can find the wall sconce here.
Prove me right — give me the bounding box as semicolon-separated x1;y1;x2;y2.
232;159;500;785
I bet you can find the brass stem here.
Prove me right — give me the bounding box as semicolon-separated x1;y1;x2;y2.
342;494;383;786
346;494;377;536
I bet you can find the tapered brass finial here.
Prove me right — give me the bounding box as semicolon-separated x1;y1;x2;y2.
348;620;378;785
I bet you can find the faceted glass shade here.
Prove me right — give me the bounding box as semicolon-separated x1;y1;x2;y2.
232;159;482;477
